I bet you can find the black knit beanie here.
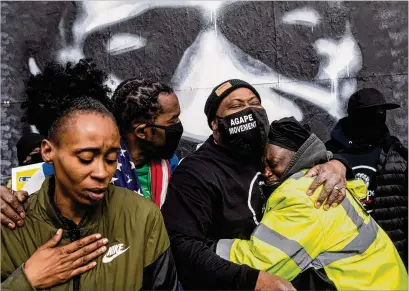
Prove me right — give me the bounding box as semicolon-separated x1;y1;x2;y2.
204;79;261;128
268;117;311;151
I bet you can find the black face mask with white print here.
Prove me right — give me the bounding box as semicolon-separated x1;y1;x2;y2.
216;107;270;158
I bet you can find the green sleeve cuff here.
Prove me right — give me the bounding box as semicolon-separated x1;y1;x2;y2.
1;264;36;291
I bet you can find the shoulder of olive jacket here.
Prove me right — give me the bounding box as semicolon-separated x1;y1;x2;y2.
1;177;178;291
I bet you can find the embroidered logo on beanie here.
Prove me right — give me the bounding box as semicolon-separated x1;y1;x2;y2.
215;81;232;96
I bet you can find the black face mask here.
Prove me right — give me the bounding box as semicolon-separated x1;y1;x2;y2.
349;111;386;128
216;107;269;158
143;122;184;160
345;110;387;142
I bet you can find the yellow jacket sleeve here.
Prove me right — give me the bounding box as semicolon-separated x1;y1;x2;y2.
227;177;326;281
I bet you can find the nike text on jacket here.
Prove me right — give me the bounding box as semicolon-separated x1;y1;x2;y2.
1;177;178;291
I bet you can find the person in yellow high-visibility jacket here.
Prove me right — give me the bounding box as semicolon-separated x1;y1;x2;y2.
216;117;407;290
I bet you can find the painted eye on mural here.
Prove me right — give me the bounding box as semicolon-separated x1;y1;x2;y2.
106;33;147;56
282;7;321;27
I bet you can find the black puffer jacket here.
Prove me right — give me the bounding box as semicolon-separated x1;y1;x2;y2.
374;136;408;267
326;119;408;267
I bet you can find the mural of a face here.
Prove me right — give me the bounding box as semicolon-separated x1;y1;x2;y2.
28;1;361;142
2;1;407;182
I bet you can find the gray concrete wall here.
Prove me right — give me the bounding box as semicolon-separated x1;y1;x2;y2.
1;1;407;180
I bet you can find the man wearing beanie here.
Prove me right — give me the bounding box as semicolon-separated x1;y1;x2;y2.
326;88;408;268
162;79;350;290
216;117;407;290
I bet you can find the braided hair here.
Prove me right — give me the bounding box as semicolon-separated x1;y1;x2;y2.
21;59;115;141
111;79;173;136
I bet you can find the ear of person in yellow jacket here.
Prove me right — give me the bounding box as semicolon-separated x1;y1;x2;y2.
216;117;407;290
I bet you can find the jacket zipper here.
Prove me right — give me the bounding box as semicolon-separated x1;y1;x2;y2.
69;229;81;291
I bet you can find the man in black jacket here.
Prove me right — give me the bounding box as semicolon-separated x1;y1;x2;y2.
326;88;408;268
161;79;350;290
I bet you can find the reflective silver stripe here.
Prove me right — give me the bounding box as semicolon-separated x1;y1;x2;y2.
290;171;305;180
312;197;379;268
252;195;378;271
216;239;234;260
253;224;313;271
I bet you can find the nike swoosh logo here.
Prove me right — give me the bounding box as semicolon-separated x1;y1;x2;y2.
102;246;130;263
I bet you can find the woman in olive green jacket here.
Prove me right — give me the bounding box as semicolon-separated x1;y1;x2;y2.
1;96;177;290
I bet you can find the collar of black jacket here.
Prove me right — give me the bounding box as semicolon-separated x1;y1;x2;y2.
203;135;264;167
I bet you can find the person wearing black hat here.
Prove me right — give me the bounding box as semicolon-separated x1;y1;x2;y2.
161;79;350;290
216;117;407;290
2;133;45;189
16;133;45;166
326;88;408;267
263;117;315;185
